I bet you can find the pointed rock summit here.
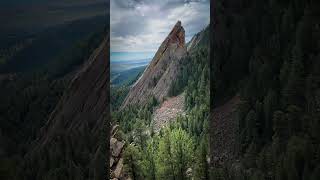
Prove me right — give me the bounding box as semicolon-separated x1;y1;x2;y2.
122;21;187;108
167;20;185;47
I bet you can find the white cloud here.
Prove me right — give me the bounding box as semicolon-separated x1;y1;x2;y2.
110;0;209;52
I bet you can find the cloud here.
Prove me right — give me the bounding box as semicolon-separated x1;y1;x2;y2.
110;0;209;52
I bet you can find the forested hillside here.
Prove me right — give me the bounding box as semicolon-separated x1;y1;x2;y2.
110;23;210;179
211;0;320;179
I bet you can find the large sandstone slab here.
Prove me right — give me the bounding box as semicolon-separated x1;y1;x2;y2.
122;21;187;108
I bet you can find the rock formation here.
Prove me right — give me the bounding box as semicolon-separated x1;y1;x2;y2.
121;21;187;108
110;125;126;180
187;25;209;51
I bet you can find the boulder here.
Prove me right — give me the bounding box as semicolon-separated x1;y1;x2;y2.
111;138;124;157
114;158;124;178
110;157;114;167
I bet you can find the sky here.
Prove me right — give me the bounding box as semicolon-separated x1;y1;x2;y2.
110;0;210;55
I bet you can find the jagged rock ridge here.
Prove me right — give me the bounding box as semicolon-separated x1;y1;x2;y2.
122;21;187;108
187;26;209;51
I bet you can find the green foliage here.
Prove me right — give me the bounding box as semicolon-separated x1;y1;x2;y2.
156;128;194;180
194;137;209;180
213;0;320;178
123;144;143;180
140;139;157;180
169;47;209;106
110;86;130;111
111;41;210;179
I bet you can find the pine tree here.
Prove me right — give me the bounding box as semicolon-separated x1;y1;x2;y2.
156;129;175;180
132;120;148;149
194;137;209;180
123;144;142;180
140;139;157;180
156;128;194;180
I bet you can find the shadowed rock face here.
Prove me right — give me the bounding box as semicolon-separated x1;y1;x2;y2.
23;38;109;180
121;21;187;108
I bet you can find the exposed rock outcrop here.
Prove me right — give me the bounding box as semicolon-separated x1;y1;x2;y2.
110;125;125;180
121;21;187;108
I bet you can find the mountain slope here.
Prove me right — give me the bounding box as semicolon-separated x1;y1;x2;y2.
210;0;320;179
110;23;210;180
22;38;109;180
187;26;209;51
121;21;187;108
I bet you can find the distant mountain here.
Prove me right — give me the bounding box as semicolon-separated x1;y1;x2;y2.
110;22;210;179
110;58;150;73
111;65;146;86
122;21;187;108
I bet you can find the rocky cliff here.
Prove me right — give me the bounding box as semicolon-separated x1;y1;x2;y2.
23;38;109;180
110;125;125;179
121;21;187;108
187;26;209;51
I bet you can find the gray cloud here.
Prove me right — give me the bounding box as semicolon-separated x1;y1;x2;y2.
111;0;209;52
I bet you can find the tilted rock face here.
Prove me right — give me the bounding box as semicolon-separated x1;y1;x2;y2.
121;21;187;108
187;25;209;51
110;125;126;180
23;38;109;180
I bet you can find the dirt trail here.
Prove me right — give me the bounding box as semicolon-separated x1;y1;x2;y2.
152;93;185;132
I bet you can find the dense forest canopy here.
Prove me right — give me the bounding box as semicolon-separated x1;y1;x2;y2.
211;0;320;179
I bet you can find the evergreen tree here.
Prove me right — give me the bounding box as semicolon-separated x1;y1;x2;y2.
140;139;157;180
156;129;175;180
156;128;194;180
123;144;142;180
194;137;209;180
